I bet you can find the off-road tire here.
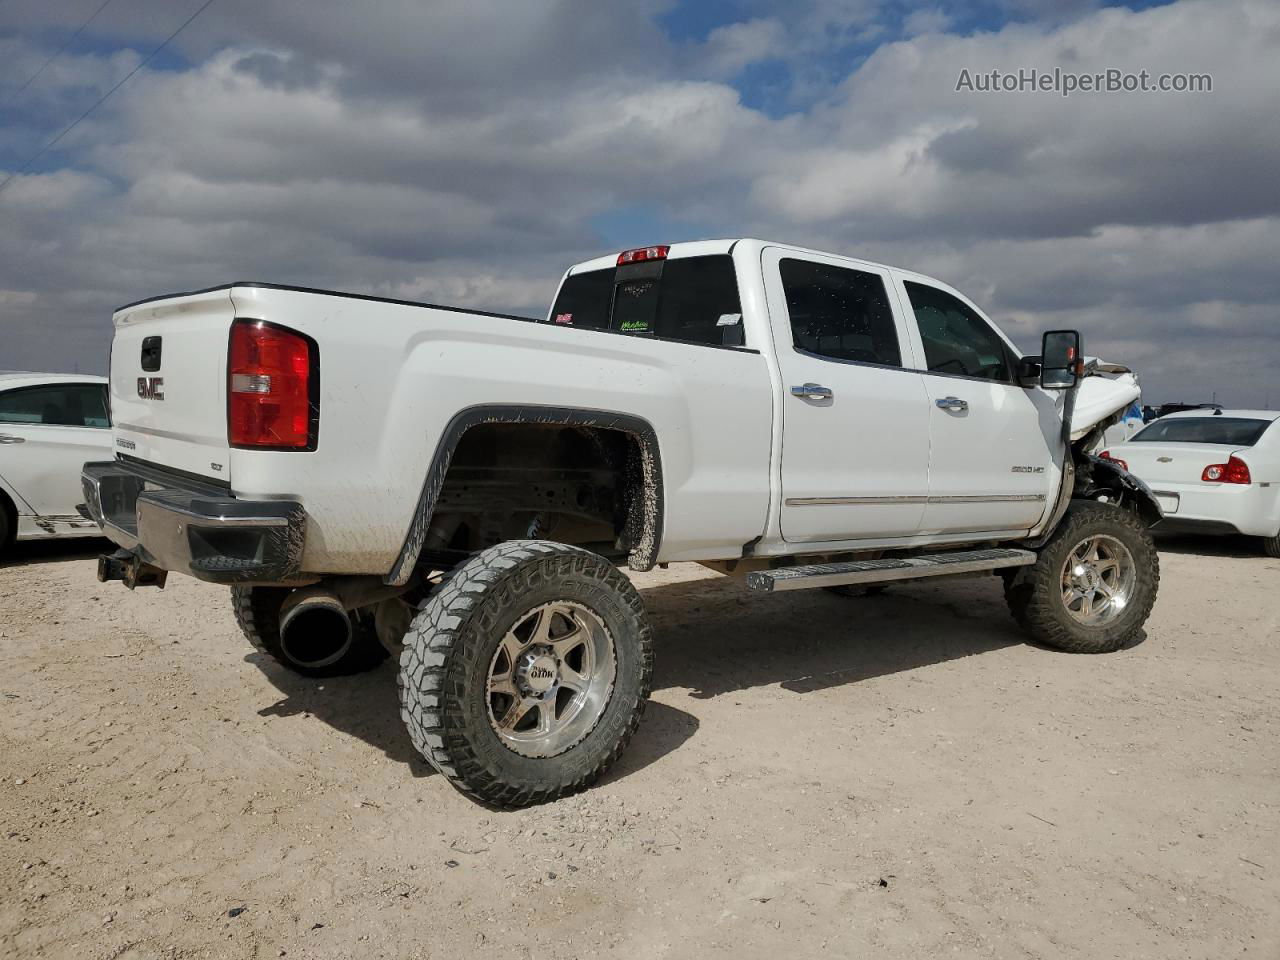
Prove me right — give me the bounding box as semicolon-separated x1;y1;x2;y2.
823;584;888;598
1005;501;1159;653
398;540;653;808
1262;533;1280;559
231;585;388;677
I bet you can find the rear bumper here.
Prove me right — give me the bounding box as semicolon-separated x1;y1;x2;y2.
81;460;307;584
1148;481;1279;538
1153;517;1246;536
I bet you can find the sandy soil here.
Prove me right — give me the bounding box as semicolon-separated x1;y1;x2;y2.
1;535;1278;960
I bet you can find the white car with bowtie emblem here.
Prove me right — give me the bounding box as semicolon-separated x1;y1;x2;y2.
0;372;112;553
1100;408;1280;556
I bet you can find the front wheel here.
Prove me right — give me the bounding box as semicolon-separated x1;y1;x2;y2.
398;541;653;807
1005;501;1159;653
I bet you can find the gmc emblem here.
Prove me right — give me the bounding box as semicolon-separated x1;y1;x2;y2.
137;376;165;400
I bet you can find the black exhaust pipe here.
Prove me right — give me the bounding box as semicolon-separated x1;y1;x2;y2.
278;587;354;669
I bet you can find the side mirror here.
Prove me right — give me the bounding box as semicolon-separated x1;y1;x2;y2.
1040;329;1081;390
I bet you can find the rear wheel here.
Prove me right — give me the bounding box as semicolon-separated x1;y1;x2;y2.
1262;532;1280;559
1005;501;1159;653
231;586;388;677
399;540;653;807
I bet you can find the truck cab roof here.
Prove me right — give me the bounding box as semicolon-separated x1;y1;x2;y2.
565;238;942;287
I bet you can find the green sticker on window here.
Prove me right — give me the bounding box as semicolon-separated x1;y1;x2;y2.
619;319;650;332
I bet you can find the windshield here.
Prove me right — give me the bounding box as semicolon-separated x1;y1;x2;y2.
547;255;743;347
1131;417;1272;446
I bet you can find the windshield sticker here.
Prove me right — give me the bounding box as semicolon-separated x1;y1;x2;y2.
619;319;650;332
555;313;573;325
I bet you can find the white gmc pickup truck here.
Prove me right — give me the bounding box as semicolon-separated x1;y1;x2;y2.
83;239;1160;807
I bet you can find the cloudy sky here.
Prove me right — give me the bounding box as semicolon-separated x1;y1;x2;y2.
1;0;1276;405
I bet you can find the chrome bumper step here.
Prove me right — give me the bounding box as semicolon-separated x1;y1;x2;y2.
745;548;1037;593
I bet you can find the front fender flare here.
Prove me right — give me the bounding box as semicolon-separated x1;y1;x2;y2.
1081;455;1164;528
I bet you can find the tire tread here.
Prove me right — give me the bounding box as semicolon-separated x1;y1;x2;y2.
398;540;653;808
1005;501;1160;653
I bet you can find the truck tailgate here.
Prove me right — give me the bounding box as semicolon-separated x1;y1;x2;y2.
110;288;235;482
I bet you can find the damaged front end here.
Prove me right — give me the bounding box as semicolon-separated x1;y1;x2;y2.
1028;354;1160;547
1067;366;1163;527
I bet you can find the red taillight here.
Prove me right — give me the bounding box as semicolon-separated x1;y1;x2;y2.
617;245;669;265
1099;450;1128;472
228;320;316;449
1202;456;1250;484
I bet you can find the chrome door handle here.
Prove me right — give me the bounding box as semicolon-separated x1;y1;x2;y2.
0;434;25;444
935;396;968;411
790;383;833;401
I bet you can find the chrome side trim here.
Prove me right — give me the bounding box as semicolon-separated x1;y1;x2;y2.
786;495;928;506
933;494;1047;504
786;494;1047;506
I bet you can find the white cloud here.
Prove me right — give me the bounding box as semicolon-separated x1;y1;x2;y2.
902;7;953;36
1;0;1277;406
700;19;787;77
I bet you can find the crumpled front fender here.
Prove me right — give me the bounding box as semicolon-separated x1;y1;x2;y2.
1080;455;1164;528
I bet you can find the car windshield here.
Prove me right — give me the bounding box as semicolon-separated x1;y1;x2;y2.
1131;417;1272;445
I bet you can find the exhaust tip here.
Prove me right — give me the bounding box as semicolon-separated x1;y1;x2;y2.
279;590;353;669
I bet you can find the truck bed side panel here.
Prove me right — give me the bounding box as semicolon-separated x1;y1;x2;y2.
226;287;775;574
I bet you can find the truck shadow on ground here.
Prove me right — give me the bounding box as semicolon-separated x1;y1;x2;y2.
0;537;110;568
247;653;700;781
639;574;1086;700
241;570;1139;782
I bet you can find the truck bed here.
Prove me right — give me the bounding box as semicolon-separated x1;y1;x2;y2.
108;281;775;575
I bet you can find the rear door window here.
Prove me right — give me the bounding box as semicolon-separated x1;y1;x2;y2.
780;259;902;367
0;383;110;427
547;255;744;347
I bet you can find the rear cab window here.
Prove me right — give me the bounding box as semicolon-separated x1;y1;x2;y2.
547;255;745;348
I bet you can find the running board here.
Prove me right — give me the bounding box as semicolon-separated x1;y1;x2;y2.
745;548;1037;593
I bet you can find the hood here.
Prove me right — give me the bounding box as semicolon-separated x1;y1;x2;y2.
1070;358;1141;442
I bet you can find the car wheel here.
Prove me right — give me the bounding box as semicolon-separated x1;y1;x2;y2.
1262;533;1280;559
399;540;653;808
1005;501;1160;653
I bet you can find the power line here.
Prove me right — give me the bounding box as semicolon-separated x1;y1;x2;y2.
0;0;217;199
3;0;118;106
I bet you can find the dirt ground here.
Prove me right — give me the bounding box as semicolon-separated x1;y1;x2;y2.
1;536;1277;960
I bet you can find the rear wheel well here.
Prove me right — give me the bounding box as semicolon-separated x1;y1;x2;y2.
418;421;661;571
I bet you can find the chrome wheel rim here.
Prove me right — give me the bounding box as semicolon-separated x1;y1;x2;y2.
1060;534;1137;626
486;600;616;758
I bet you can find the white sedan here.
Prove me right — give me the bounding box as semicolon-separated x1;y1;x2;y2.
1100;408;1280;557
0;372;113;553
